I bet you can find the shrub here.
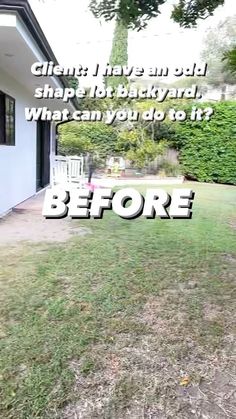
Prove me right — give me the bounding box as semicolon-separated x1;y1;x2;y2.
116;129;167;168
58;121;118;159
157;160;181;177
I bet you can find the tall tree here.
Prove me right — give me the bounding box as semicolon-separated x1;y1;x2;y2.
90;0;227;91
201;16;236;86
106;19;128;88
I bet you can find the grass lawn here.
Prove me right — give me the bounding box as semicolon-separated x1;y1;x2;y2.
0;182;236;418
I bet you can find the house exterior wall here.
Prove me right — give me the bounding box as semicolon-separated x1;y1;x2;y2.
0;6;77;217
0;67;51;216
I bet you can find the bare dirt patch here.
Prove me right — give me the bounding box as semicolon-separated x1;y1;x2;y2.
222;253;236;264
60;284;236;419
61;338;236;418
203;303;223;322
229;217;236;230
0;210;91;245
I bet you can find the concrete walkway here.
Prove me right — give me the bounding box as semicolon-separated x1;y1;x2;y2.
0;177;184;246
0;190;90;246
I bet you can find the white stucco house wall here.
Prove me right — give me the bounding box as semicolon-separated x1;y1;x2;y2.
0;0;77;216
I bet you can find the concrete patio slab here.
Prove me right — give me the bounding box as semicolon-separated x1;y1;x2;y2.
0;178;184;245
0;190;91;245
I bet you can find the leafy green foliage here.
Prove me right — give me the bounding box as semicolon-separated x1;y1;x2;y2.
172;0;224;28
173;102;236;184
67;76;79;89
90;0;225;31
126;139;166;168
157;160;181;177
223;46;236;74
58;101;236;184
90;0;165;31
106;19;128;88
58;121;118;160
117;129;167;167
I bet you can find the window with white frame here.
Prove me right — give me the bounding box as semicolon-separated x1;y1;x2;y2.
0;91;15;146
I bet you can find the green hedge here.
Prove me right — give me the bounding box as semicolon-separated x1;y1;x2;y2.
173;101;236;184
58;102;236;184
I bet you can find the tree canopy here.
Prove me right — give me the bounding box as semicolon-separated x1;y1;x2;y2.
171;0;224;28
201;16;236;85
223;46;236;74
89;0;225;30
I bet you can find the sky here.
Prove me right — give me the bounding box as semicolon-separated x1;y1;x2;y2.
29;0;236;86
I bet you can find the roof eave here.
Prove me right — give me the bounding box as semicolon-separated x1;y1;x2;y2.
0;0;79;110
